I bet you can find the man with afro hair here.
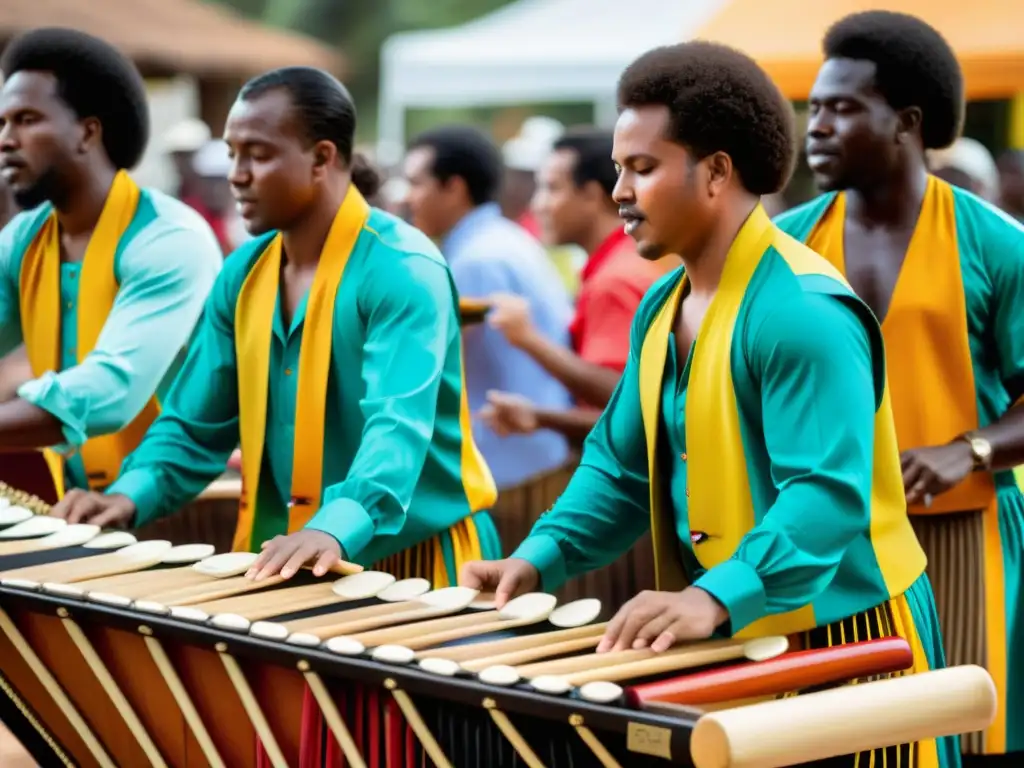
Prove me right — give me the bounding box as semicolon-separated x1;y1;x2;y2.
0;28;222;500
777;11;1024;762
462;39;949;765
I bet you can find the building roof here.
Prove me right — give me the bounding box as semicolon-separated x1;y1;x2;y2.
0;0;342;78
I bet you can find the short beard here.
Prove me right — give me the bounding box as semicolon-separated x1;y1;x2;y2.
13;166;67;210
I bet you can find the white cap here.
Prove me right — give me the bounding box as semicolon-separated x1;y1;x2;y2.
928;137;999;200
502;116;565;172
163;119;211;154
191;140;231;178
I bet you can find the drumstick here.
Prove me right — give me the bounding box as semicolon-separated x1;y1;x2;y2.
190;581;345;621
362;597;601;656
570;638;790;688
526;637;790;696
460;627;608;672
420;622;609;664
629;637;913;707
688;665;996;768
145;574;290;606
520;637;755;679
286;587;482;643
348;592;562;650
73;566;214;597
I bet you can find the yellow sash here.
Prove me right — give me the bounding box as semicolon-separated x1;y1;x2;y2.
807;176;994;515
807;176;1007;751
233;186;370;552
638;204;921;638
18;170;159;495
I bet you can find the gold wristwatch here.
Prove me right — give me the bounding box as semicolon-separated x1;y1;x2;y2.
961;432;993;471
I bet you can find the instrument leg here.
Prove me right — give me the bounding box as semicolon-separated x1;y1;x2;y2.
140;630;226;768
384;678;453;768
570;714;623;768
0;607;116;768
483;697;547;768
216;643;288;768
58;611;169;767
299;664;367;768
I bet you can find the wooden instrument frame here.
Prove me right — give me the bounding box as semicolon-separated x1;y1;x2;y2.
0;583;695;767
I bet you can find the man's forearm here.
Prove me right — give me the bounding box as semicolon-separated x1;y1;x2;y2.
518;330;620;406
0;397;66;450
535;407;600;445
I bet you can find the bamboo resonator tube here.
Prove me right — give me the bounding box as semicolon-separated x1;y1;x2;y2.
688;664;997;768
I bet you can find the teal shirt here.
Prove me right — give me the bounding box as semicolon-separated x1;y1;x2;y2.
512;250;907;635
109;206;491;565
775;185;1024;493
0;191;223;489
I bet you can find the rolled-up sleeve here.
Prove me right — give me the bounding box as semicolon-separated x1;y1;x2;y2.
107;263;241;526
17;224;222;451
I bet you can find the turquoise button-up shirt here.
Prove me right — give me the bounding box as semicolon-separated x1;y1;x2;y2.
512;246;925;635
0;190;223;489
109;204;494;563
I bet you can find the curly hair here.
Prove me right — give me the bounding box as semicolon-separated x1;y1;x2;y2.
1;27;150;169
616;41;797;196
823;11;964;150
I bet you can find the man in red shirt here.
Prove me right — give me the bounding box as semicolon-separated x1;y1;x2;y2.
482;128;676;442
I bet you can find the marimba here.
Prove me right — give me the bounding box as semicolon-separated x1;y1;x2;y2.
0;494;997;768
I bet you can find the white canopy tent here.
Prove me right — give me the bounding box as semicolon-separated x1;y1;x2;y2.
376;0;725;163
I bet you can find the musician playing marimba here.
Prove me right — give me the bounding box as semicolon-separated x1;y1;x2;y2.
0;28;223;497
51;66;502;590
462;42;959;767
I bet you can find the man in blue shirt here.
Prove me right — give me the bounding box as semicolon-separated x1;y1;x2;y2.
403;125;574;488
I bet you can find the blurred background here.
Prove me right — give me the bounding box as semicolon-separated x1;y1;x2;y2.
1;3;1022;762
1;0;1021;222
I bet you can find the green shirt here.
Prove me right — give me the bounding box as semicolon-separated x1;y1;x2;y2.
109;206;491;564
0;191;223;489
775;185;1024;497
512;247;918;635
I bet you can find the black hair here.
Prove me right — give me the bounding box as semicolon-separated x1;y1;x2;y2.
617;41;796;196
823;11;964;150
239;66;381;198
0;27;150;169
408;125;503;206
553;128;618;198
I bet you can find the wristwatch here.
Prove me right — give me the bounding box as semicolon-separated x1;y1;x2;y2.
960;432;993;471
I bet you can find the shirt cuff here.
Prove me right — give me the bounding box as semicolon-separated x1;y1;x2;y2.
107;470;164;528
693;558;767;634
509;534;567;593
17;373;87;451
305;497;375;562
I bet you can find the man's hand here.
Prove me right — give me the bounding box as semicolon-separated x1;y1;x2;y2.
598;588;729;653
50;489;136;528
459;557;540;609
486;292;535;348
478;390;539;436
246;529;343;581
901;441;975;506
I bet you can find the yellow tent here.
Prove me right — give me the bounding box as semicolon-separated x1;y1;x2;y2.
693;0;1024;101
